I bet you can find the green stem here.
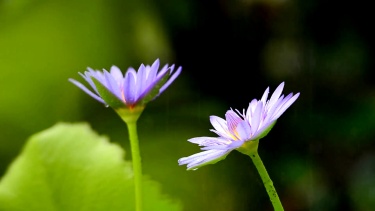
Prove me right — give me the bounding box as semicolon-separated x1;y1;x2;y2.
126;121;143;211
116;106;144;211
238;140;284;211
250;151;284;211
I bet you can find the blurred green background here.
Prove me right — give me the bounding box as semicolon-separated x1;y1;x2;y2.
1;0;374;210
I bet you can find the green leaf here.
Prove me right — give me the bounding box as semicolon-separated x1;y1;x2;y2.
0;123;182;211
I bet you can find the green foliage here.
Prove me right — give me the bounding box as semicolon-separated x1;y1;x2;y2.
0;123;181;211
0;0;173;174
348;154;375;211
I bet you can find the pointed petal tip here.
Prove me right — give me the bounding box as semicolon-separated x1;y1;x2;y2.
169;64;175;71
277;81;285;89
110;65;119;69
152;58;160;68
173;66;182;76
68;78;106;104
138;63;146;71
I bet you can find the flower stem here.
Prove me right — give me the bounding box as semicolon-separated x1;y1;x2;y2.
238;140;284;210
126;121;143;211
116;106;144;211
250;151;284;211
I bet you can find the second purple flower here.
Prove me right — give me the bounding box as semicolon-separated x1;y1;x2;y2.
69;59;181;109
178;82;300;170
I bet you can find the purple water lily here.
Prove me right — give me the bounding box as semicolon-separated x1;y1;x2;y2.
178;82;300;170
69;59;181;109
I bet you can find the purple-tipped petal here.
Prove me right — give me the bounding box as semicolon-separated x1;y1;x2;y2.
267;93;292;119
247;99;258;116
144;62;159;87
267;82;284;110
123;68;137;104
79;71;99;95
159;66;182;93
200;139;243;150
155;63;170;81
201;145;232;150
210;116;233;139
188;137;231;146
272;92;300;121
69;78;105;104
141;65;170;97
227;140;245;149
110;65;124;81
250;101;263;134
103;70;123;100
263;97;283;124
252;119;277;140
135;64;147;98
178;149;232;170
260;87;269;105
90;69;106;85
225;110;243;135
151;58;160;72
235;121;252;141
137;64;175;101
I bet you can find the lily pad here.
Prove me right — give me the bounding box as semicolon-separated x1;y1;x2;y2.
0;122;181;211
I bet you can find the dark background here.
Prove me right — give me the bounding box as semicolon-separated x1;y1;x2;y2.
1;0;374;210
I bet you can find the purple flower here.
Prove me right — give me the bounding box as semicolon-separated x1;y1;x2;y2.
178;82;299;170
69;59;181;109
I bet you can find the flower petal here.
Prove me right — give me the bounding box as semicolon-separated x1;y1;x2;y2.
109;65;123;81
103;70;123;100
69;79;105;104
209;115;233;139
236;120;252;141
123;68;137;104
178;149;232;170
225;110;243;135
266;82;284;110
250;101;263;135
260;87;269;105
144;59;160;87
272;92;300;121
247;99;258;117
135;64;146;100
79;71;99;95
252;120;277;140
188;137;231;146
159;66;182;93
